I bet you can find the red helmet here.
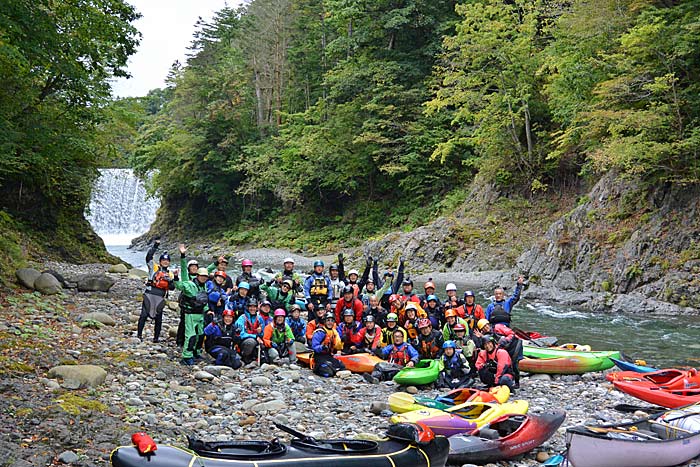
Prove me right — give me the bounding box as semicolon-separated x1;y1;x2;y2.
241;259;253;267
214;270;227;279
222;309;235;318
274;309;286;317
453;323;466;331
417;318;431;329
389;294;401;304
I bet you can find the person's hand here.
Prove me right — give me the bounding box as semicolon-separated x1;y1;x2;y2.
179;243;187;255
406;361;415;368
207;310;214;316
257;337;264;345
350;346;357;351
473;329;483;338
217;299;222;306
321;345;329;352
218;255;227;264
517;275;525;285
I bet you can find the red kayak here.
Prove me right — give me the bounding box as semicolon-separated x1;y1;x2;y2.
606;368;700;390
447;411;566;464
612;380;700;408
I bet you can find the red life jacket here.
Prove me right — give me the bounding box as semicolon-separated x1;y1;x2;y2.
151;270;171;290
419;336;441;359
244;316;262;336
388;344;410;365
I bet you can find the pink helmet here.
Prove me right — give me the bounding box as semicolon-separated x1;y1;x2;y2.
274;309;286;317
241;259;253;267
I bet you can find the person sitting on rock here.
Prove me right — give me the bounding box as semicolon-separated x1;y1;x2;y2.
203;309;242;369
402;303;421;342
357;315;382;353
362;294;387;328
205;270;229;325
476;334;516;391
414;318;444;360
226;281;251;317
364;328;419;384
205;254;234;293
310;312;345;377
286;304;307;344
380;313;406;348
259;300;273;328
334;285;364;323
234;298;265;366
485;276;524;325
451;323;477;376
337;309;363;354
175;267;210;365
138;240;176;343
475;318;522;388
437;340;472;389
305;305;329;343
260;279;296;312
263;309;297;364
442;309;470;341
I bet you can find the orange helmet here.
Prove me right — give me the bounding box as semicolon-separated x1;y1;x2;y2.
444;309;457;318
214;270;227;279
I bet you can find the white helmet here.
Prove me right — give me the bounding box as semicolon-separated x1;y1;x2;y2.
348;269;359;276
446;283;457;292
283;257;295;264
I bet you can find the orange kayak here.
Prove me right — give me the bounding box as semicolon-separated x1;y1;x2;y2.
297;352;383;373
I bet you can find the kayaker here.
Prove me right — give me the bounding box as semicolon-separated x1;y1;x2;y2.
305;306;330;342
399;277;421;304
329;262;344;308
337;309;363;354
260;279;296;312
204;270;229;325
462;291;485;328
258;300;273;330
442;309;470;341
444;283;464;308
419;281;441;309
303;260;333;313
263;309;297;364
175;267;210;365
362;294;388;328
476;318;523;388
274;257;303;292
423;295;443;328
485;276;524;325
234;298;265;366
402;303;421;341
286;304;307;344
437;340;472;389
310;311;346;377
365;328;420;384
476;334;516;391
334;285;364;323
380;312;407;347
344;268;361;297
138;241;176;343
414;318;444;360
226;281;251;317
203;309;242;369
389;294;406;323
177;243;202;347
236;259;262;299
357;315;382;353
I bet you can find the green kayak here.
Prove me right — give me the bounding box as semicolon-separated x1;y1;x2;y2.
523;346;621;371
393;359;444;386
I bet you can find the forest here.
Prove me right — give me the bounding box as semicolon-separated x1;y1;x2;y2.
1;0;699;264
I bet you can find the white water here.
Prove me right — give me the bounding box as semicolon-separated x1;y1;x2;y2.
86;168;158;268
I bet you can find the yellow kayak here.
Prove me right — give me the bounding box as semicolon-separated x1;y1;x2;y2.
388;386;511;414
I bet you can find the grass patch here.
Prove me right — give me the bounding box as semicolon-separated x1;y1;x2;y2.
0;355;35;375
53;392;108;416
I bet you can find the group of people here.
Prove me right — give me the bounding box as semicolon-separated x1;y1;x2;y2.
138;241;526;390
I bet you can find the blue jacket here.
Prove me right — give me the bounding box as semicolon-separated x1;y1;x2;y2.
286;316;307;340
304;273;333;301
226;293;249;316
381;342;419;364
234;311;265;340
485;283;523;321
206;280;229;314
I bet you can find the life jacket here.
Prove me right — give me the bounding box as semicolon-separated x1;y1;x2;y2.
443;353;467;378
244;315;262;336
271;325;288;344
287;317;305;339
181;281;208;313
489;304;511;325
310;276;329;296
339;322;361;345
418;333;441;359
388;344;411;366
313;326;339;353
150;270;171;290
404;319;418;339
208;325;237;351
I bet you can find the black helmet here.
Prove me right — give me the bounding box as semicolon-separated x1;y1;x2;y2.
402;277;413;286
247;298;259;307
159;252;171;262
364;315;375;323
342;285;354;295
481;334;498;349
330;264;339;271
324;311;335;321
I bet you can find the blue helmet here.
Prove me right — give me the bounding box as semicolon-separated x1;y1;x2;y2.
427;294;438;302
159;252;171;262
464;290;475;297
238;281;250;290
313;260;325;268
442;340;457;349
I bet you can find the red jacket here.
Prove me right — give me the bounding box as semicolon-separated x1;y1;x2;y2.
476;347;513;381
335;298;364;323
357;326;382;351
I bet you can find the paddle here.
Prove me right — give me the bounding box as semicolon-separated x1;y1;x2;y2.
613;403;667;414
648;419;694;434
274;422;319;445
388;392;419;413
583;426;658;439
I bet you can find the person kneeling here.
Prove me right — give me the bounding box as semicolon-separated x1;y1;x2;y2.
365;329;419;384
475;334;516;391
437;340;472;389
203;309;242;369
310;312;345;377
263;309;297;364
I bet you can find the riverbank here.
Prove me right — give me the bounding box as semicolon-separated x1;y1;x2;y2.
1;262;685;467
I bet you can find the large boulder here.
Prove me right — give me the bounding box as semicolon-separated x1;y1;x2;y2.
128;268;148;278
81;312;116;326
108;264;128;274
16;268;41;289
42;269;68;287
77;274;116;292
47;365;107;389
33;273;62;295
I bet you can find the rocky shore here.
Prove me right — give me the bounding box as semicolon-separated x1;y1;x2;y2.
1;262;696;467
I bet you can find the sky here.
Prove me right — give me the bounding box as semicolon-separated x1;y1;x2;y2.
111;0;244;98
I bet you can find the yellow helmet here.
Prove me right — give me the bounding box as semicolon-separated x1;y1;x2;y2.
477;319;490;331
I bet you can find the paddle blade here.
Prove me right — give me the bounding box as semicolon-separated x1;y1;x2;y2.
543;454;564;466
388;392;420;414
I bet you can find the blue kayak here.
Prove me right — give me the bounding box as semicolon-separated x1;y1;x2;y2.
610;357;658;373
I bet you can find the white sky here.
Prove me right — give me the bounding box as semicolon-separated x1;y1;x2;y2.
111;0;245;98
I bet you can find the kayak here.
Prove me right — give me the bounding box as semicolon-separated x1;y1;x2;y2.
565;404;700;467
612;380;700;408
523;346;620;370
112;423;450;467
519;356;607;375
388;386;511;413
606;368;700;389
390;400;529;437
610;357;658;373
296;352;383;374
448;410;566;464
393;359;443;386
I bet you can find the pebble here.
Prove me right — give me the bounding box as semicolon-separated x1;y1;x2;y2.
58;451;79;464
536;451;551;462
251;376;272;387
239;416;256;426
194;371;216;381
405;386;419;394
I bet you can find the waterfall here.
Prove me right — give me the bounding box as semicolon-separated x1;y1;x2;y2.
86;168;160;246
